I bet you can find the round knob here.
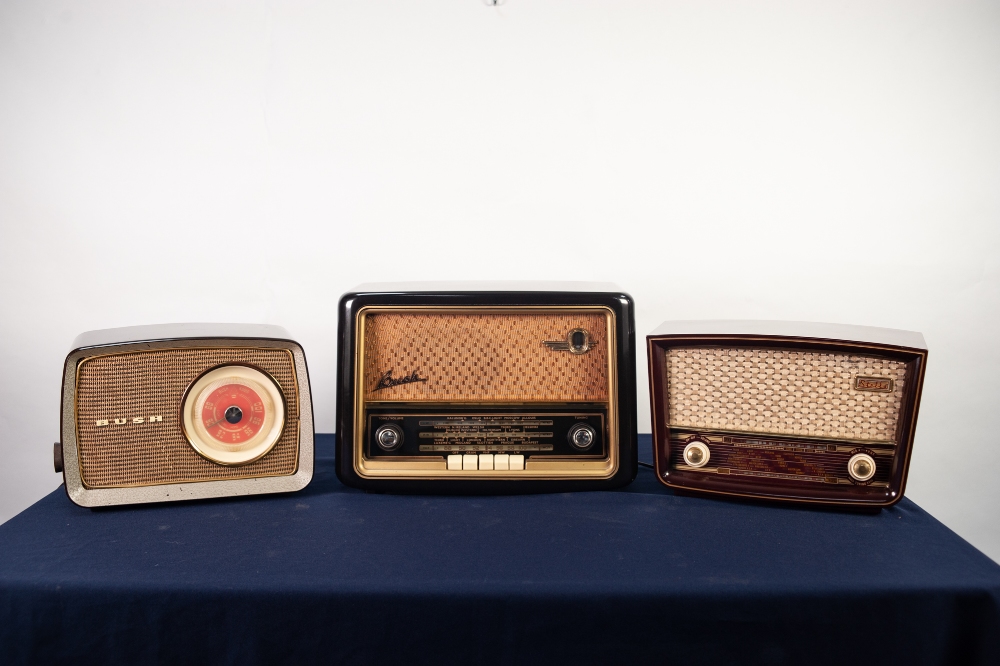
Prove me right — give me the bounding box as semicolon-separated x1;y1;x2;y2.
225;405;243;424
848;453;876;482
567;423;597;451
683;440;710;468
375;424;404;452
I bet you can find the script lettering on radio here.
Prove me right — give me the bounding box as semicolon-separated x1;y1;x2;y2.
373;369;429;391
853;376;894;392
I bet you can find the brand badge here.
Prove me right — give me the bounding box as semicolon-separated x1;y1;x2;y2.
853;376;893;392
95;415;163;426
373;369;429;391
543;328;596;355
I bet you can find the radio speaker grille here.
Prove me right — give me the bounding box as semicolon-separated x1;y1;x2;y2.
362;312;610;403
75;348;299;488
665;347;907;443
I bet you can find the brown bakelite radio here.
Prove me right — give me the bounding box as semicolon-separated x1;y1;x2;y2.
56;324;314;507
336;284;638;492
647;321;927;508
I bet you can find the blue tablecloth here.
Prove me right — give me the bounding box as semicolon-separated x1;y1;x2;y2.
1;435;998;665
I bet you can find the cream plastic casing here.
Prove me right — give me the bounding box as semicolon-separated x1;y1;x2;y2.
59;323;315;507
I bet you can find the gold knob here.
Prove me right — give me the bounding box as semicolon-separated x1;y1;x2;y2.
683;440;710;468
848;453;876;482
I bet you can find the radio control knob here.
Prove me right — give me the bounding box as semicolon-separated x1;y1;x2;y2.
683;440;710;468
848;453;876;482
567;423;597;451
375;424;404;452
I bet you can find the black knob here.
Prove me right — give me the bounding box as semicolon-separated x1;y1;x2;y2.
375;424;404;452
53;442;63;474
225;406;243;424
567;423;597;451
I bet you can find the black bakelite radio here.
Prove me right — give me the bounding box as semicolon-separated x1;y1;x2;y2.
336;283;638;492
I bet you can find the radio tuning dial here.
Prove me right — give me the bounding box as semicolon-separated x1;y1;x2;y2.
567;423;597;451
848;453;876;482
375;424;404;452
182;364;286;466
683;440;711;468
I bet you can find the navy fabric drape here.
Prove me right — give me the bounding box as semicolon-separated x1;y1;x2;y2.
1;435;998;665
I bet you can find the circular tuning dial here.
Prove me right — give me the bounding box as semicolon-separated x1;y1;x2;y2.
848;453;876;483
683;440;711;468
375;424;404;452
567;423;597;451
182;365;286;466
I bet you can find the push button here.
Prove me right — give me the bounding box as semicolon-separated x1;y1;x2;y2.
479;454;494;470
510;455;525;471
494;454;510;470
463;454;478;470
447;455;463;470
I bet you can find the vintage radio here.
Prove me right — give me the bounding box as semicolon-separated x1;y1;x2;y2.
56;324;314;507
647;321;927;508
336;283;638;492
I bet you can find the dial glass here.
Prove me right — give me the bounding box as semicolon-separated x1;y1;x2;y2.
202;382;266;444
182;365;286;465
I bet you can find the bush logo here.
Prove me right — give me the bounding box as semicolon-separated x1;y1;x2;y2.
373;370;428;391
95;415;163;426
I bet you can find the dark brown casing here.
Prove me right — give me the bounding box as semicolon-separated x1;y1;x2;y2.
647;321;927;508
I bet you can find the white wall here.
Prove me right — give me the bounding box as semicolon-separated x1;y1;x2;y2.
1;1;998;560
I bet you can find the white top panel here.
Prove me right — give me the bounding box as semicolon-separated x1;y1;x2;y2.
349;281;624;293
71;323;294;351
648;320;926;350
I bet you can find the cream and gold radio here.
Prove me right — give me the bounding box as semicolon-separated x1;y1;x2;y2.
647;321;927;508
335;284;638;492
56;324;314;507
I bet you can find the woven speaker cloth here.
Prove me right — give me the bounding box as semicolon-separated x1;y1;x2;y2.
75;348;299;488
362;312;610;403
665;347;908;443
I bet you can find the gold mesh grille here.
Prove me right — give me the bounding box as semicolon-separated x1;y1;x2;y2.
75;348;299;488
665;347;907;443
362;312;610;403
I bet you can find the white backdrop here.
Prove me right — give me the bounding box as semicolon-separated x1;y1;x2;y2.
1;0;998;561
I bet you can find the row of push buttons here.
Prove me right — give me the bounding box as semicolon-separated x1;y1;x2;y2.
446;454;525;471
